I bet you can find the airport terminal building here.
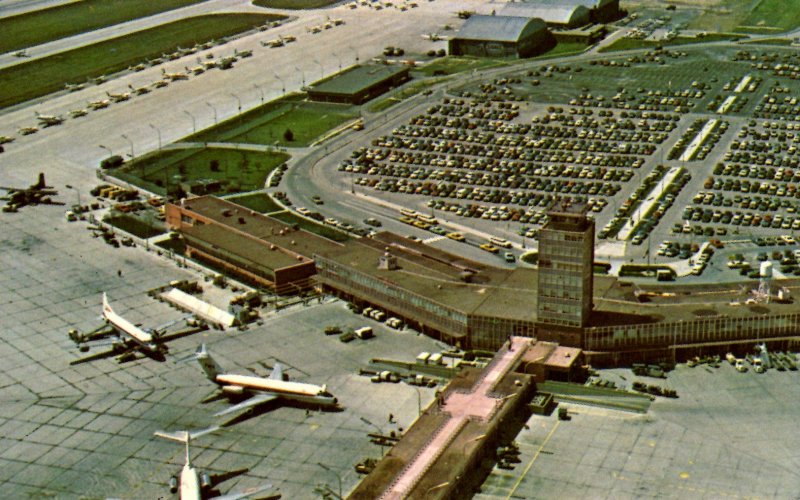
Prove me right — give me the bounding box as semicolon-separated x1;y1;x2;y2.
167;197;800;363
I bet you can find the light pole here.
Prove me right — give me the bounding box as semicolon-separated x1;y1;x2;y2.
348;45;359;64
411;385;421;416
230;92;242;115
183;110;196;133
332;52;342;71
64;184;81;208
254;83;264;104
317;462;342;500
313;58;323;79
149;123;161;151
360;416;386;455
273;73;285;94
120;134;134;159
206;101;217;124
294;66;305;86
98;144;112;158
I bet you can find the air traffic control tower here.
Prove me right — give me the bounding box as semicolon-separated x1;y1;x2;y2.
535;202;594;347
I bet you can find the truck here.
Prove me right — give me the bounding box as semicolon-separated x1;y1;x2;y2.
354;326;374;339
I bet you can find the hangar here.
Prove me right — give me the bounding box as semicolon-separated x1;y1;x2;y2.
503;0;621;25
306;64;410;105
448;15;552;58
500;3;590;29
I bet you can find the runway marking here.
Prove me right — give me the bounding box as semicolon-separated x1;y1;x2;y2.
505;420;560;500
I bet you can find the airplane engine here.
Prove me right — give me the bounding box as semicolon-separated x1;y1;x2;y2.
168;476;178;493
68;328;82;343
222;385;246;396
200;472;212;490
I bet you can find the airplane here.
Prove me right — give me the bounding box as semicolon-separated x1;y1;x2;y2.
162;68;189;81
94;75;107;84
106;90;131;102
1;172;61;213
153;427;274;500
67;293;206;365
35;112;66;126
186;64;205;75
128;83;151;95
199;58;217;70
217;56;236;70
261;39;283;48
234;48;253;58
422;33;447;41
152;79;170;88
64;82;85;92
282;35;297;43
87;99;110;110
69;109;88;118
0;136;15;145
148;57;165;66
18;126;39;135
189;344;340;420
13;50;29;57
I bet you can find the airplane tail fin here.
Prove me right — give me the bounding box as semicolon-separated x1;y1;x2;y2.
154;426;219;466
196;344;225;381
35;172;46;189
102;292;113;318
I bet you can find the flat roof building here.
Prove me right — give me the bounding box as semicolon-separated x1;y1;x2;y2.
448;15;553;58
165;196;342;293
306;64;410;105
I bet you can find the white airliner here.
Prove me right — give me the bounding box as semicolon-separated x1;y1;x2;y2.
68;293;204;364
191;344;339;417
153;427;273;500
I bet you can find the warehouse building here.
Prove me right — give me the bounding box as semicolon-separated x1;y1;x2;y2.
306;64;410;105
448;15;553;58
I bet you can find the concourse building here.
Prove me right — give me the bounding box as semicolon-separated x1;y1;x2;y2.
448;15;553;58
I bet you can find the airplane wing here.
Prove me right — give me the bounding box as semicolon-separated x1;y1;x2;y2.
268;363;284;381
214;394;278;417
215;483;274;500
151;323;207;344
69;348;127;365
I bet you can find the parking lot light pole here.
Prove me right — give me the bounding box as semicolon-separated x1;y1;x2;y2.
332;52;342;71
149;123;161;151
313;58;324;79
64;184;81;208
294;66;305;87
254;83;264;104
273;73;285;94
359;416;386;455
183;110;196;133
317;462;342;499
230;93;242;115
120;134;134;159
98;144;112;158
348;45;359;64
206;101;217;124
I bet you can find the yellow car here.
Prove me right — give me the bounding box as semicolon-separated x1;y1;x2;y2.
446;232;465;242
399;216;415;224
480;243;499;254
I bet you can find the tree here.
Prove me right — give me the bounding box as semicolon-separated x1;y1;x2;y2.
283;128;294;142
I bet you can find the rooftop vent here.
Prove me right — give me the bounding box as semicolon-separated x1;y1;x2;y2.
378;247;398;270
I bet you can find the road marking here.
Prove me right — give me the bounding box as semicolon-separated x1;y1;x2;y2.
423;235;445;244
505;420;560;500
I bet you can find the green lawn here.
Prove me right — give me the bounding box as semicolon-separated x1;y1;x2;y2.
269;212;350;242
741;0;800;32
253;0;340;9
417;56;509;77
0;13;282;109
226;192;283;213
187;97;359;147
534;41;589;59
0;0;205;54
598;33;744;53
688;0;800;33
114;147;289;197
367;78;446;113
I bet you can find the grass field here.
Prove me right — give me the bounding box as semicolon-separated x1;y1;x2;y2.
253;0;340;9
187;96;359;147
598;33;744;53
367;78;447;113
688;0;800;33
114;147;290;197
0;0;204;54
0;13;281;109
226;192;283;213
534;41;589;59
270;211;350;242
417;56;510;77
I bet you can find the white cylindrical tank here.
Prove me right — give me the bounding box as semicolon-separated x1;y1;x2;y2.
760;261;773;278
